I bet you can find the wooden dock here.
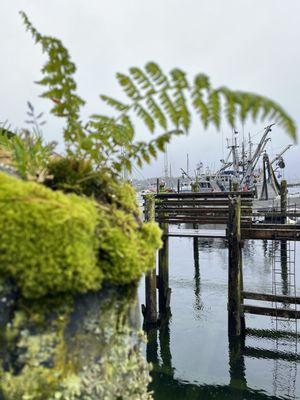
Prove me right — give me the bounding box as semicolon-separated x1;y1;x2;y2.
142;180;300;337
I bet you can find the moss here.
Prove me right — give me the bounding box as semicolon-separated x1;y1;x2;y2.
45;157;140;216
97;205;161;285
0;172;102;298
0;170;161;298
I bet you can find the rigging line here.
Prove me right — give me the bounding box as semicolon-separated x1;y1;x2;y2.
132;164;148;182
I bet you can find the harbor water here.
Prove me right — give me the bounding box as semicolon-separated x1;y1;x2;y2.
139;236;300;399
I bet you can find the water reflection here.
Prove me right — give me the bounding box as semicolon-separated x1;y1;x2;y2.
143;237;300;399
145;314;290;399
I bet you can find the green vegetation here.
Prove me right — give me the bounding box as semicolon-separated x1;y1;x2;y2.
0;172;101;298
18;11;296;182
0;171;161;298
0;10;298;400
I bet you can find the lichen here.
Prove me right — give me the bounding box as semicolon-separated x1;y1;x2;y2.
0;289;153;400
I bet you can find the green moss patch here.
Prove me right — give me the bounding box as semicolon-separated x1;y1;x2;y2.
0;172;102;298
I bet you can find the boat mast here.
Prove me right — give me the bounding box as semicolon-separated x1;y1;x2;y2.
241;124;274;186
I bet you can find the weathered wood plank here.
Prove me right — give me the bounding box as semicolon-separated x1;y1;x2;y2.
242;228;300;241
155;207;252;214
151;199;253;206
155;191;254;199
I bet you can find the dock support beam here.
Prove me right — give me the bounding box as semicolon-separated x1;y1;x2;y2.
228;196;244;337
143;195;158;325
280;179;287;224
158;222;171;315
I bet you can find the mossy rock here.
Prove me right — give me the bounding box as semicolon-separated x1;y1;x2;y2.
0;172;102;298
97;205;161;285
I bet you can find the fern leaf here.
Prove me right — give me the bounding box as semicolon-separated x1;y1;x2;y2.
120;115;134;140
145;62;169;88
191;90;209;128
173;88;191;130
208;90;221;128
145;96;167;129
116;73;141;100
170;69;189;89
133;104;155;132
219;87;236;128
129;67;153;91
100;95;129;112
159;91;179;126
194;73;210;90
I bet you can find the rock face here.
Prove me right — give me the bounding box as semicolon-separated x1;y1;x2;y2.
0;288;152;400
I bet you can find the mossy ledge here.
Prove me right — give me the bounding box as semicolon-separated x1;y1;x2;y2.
0;171;161;299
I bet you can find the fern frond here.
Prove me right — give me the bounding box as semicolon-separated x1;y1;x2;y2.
191;90;209;128
133;104;155;132
208;90;221;129
194;73;210;90
218;87;236;128
116;73;141;100
145;96;167;129
159;91;179;126
145;62;169;88
173;88;191;130
170;69;189;89
100;95;129;112
129;67;153;92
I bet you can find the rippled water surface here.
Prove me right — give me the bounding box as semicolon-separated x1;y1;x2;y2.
139;237;300;399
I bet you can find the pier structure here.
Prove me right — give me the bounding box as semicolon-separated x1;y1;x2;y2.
142;180;300;337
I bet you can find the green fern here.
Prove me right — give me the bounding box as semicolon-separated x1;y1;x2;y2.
101;62;297;140
21;11;297;180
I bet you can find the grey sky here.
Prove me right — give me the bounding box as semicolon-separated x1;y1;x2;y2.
1;0;299;179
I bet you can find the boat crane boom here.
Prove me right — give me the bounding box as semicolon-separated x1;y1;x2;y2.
271;144;293;165
241;124;274;185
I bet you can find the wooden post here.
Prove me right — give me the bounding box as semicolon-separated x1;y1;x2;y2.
228;196;244;336
232;181;239;192
280;179;287;224
143;195;158;325
156;178;160;194
158;222;170;314
177;179;180;193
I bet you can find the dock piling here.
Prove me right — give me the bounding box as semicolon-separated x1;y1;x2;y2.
228;196;244;337
158;222;171;314
143;195;158;325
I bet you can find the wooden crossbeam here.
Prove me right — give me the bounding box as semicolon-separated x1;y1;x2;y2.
248;223;300;230
155;207;252;214
243;291;300;305
243;304;300;319
151;201;253;208
155;191;254;199
242;228;300;241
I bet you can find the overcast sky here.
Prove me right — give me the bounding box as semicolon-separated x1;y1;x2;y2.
1;0;299;179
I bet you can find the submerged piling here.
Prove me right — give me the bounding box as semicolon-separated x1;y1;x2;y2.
143;195;158;325
158;221;170;314
228;196;244;337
